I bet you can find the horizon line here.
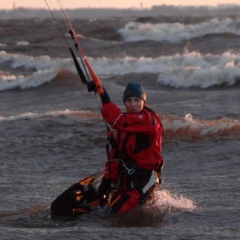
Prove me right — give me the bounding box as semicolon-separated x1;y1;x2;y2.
1;3;240;11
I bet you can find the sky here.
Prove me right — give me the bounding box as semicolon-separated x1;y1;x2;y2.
0;0;239;10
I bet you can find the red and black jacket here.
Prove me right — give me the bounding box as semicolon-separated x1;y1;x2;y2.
102;102;164;174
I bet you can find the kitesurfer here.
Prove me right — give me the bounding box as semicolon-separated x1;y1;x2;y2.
45;0;164;217
88;82;164;213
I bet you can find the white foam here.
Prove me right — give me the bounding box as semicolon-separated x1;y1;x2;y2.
119;18;240;42
16;41;29;46
0;69;58;90
0;109;93;122
144;189;196;213
90;50;240;88
158;50;240;88
0;51;74;90
1;49;240;90
161;113;240;137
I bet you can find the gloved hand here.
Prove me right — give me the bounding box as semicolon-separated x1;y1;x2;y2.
87;81;97;92
98;177;111;207
87;81;110;105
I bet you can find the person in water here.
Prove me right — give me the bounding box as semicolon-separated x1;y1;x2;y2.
50;82;164;217
90;82;164;213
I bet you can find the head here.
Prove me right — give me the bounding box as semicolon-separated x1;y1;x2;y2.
123;82;147;113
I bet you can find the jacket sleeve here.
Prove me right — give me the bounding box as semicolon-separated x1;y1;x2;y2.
101;102;159;134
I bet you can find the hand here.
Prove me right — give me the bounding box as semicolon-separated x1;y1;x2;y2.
98;177;111;207
87;81;97;92
87;81;110;104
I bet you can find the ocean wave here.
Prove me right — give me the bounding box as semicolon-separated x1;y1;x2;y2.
162;113;240;139
1;109;239;140
1;50;240;90
0;69;58;91
157;50;240;88
0;109;100;122
16;41;30;46
90;50;240;88
0;51;73;91
119;17;240;42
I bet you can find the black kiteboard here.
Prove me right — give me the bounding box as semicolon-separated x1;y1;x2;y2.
51;170;105;218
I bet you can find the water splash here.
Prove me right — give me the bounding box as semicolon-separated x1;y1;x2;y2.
151;189;196;213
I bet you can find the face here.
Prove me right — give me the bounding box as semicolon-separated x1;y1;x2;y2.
124;97;145;113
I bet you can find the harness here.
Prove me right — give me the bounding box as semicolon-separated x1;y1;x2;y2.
106;130;137;176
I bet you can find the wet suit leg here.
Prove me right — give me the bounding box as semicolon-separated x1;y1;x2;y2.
109;169;159;213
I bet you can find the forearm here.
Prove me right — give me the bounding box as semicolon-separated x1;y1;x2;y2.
100;87;110;105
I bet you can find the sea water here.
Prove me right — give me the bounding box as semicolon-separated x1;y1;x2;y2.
0;5;240;240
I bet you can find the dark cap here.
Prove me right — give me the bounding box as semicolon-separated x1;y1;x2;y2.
123;82;147;103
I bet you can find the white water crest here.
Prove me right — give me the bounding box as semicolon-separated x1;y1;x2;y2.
16;41;30;46
157;50;240;88
0;109;97;122
0;69;58;90
119;17;240;42
161;114;240;138
0;51;73;91
91;50;240;88
1;49;240;90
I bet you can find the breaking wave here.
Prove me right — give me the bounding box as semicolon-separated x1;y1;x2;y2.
119;17;240;42
162;113;240;139
0;109;239;140
1;50;240;90
0;109;100;122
